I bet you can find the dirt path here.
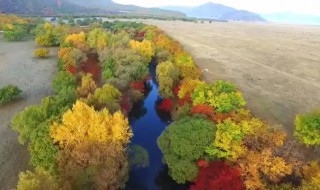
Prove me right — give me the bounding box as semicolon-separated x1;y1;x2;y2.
146;20;320;137
0;37;57;189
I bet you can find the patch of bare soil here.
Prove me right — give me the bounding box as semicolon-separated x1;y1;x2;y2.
0;37;57;189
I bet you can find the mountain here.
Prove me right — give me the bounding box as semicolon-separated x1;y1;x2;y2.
0;0;95;15
262;13;320;25
0;0;185;17
221;10;265;22
64;0;185;17
163;2;266;22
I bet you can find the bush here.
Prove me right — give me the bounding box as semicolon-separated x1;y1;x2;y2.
295;110;320;146
34;48;49;58
3;26;27;41
0;85;22;104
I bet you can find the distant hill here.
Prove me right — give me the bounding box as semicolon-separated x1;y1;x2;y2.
0;0;185;17
0;0;95;15
262;13;320;25
163;2;266;22
64;0;184;17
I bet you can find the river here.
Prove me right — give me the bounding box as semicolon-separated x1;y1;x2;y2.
125;63;189;190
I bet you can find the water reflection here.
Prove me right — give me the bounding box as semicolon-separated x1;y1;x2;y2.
126;64;188;190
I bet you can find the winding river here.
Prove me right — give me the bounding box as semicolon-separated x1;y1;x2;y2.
126;63;189;190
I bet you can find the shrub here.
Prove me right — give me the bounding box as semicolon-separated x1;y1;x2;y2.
0;85;22;104
34;48;49;58
3;26;27;41
295;110;320;146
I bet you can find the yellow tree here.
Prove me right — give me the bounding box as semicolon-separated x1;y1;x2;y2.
178;78;204;100
50;101;132;149
65;32;88;52
130;39;155;63
87;28;109;51
76;74;97;98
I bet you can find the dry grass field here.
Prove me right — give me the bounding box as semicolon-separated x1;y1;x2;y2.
0;37;57;189
147;20;320;137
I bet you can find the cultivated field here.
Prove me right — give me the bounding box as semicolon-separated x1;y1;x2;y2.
0;37;58;189
147;20;320;136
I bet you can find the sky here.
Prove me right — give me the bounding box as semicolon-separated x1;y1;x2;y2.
113;0;320;15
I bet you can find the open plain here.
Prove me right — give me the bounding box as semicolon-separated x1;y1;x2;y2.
147;20;320;137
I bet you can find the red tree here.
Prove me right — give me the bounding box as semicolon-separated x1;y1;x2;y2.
178;93;192;106
67;66;77;74
130;81;145;92
191;104;214;117
190;161;244;190
158;98;173;112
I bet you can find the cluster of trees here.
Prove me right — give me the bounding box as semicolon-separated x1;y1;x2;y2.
9;18;320;190
12;20;158;189
151;28;320;189
0;14;41;41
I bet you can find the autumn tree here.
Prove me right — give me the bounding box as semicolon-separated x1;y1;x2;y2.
50;101;132;149
58;47;87;70
174;52;201;80
87;28;109;51
58;142;129;190
65;32;88;52
295;110;320;146
157;116;215;183
178;79;204;100
16;168;59;190
190;161;244;190
191;104;214;117
236;123;292;189
130;39;155;63
192;80;246;113
301;161;320;190
156;61;180;98
76;74;97;98
84;84;122;112
205;118;264;160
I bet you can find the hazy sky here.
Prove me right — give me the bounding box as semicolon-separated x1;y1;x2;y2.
113;0;320;15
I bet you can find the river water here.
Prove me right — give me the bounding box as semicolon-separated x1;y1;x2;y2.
126;63;189;190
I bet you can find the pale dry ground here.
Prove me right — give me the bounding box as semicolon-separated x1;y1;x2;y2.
0;37;57;189
146;20;320;138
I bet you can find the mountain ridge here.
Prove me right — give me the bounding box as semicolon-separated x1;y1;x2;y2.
162;2;266;22
0;0;185;17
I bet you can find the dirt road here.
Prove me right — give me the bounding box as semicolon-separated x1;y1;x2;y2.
0;37;57;189
147;20;320;137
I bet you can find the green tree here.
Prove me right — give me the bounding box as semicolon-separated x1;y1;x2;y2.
192;81;246;113
52;71;77;102
157;116;216;183
295;110;320;146
84;84;122;112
